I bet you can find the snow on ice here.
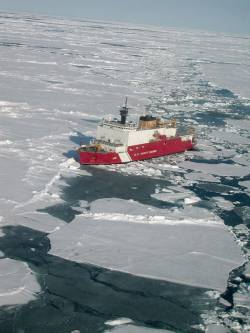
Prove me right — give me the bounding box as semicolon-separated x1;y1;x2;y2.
49;198;244;292
0;258;40;306
180;161;249;177
104;324;174;333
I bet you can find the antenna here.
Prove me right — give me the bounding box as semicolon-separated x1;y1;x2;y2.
120;96;129;124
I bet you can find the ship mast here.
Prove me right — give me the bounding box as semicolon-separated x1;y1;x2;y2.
120;97;128;124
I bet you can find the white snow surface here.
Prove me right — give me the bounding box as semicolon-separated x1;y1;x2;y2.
201;61;250;99
184;171;220;183
180;161;249;177
89;198;219;225
211;197;235;211
0;258;40;306
9;212;66;234
105;318;134;327
209;130;250;145
226;119;250;132
49;198;244;291
151;189;200;205
105;324;173;333
239;181;250;194
206;324;228;333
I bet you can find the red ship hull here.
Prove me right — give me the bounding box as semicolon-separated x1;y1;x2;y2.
79;151;122;165
79;137;194;165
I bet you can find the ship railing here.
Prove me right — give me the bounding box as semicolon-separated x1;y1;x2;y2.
100;119;176;130
101;119;137;130
93;139;124;147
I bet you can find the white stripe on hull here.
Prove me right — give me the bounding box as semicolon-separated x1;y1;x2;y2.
118;151;131;163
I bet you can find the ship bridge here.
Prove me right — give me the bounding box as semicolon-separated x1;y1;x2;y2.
96;98;177;147
101;119;137;130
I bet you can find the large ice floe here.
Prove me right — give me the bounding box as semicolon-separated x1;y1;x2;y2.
104;318;174;332
0;258;40;306
179;161;249;178
49;198;244;292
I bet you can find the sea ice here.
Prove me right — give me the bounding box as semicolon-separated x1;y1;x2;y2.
206;324;228;333
232;155;250;167
243;262;250;280
226;119;250;132
9;212;66;233
49;199;244;291
60;157;92;176
201;61;250;99
236;206;250;226
211;197;234;211
184;171;220;183
234;291;250;310
112;163;164;178
104;324;173;333
180;161;249;177
89;198;220;225
151;190;200;205
151;192;190;203
209;131;250;145
0;258;40;306
105;318;134;326
239;181;250;195
0;153;33;203
184;196;201;205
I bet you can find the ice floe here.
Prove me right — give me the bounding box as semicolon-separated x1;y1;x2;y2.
180;161;249;177
232;155;250;167
234;206;250;226
9;212;66;234
206;324;228;333
239;180;250;195
105;318;134;327
89;198;219;225
106;163;164;178
184;196;201;205
151;188;200;205
49;198;244;291
210;197;234;211
184;171;220;183
226;119;250;132
209;130;250;145
234;291;250;310
152;192;190;203
104;324;173;332
0;258;40;306
243;262;250;280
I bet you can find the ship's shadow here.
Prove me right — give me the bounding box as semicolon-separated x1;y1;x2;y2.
63;132;94;159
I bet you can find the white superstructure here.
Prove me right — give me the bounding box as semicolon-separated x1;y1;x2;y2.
96;120;177;147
